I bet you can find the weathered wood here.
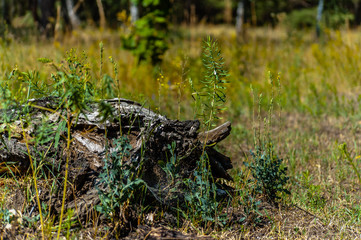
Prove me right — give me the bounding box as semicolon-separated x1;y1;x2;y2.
198;121;232;146
0;97;233;220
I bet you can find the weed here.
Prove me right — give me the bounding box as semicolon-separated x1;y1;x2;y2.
0;208;12;225
234;168;263;225
247;72;290;204
338;143;361;186
198;36;228;128
96;136;145;225
299;170;326;209
247;144;290;203
161;142;180;184
181;36;229;229
64;209;78;239
183;154;227;228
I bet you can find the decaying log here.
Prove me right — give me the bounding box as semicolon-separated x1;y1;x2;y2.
0;97;233;221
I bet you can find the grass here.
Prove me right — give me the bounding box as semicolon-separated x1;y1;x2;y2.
1;25;361;238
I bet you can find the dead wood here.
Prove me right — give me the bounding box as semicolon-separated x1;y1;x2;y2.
0;97;233;222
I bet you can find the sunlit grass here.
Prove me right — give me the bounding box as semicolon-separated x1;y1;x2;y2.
3;26;361;118
2;25;361;238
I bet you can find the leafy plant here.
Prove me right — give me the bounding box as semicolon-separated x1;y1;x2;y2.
247;72;289;204
161;142;180;184
183;154;227;228
299;170;326;209
182;36;229;228
247;144;290;203
196;36;228;128
234;168;263;225
96;136;146;223
0;208;13;225
339;143;361;186
38;51;96;239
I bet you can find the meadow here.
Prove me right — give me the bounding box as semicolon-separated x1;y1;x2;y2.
1;25;361;238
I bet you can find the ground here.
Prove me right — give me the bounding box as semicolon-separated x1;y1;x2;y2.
1;25;361;239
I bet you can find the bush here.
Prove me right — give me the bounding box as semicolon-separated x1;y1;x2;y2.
247;142;290;203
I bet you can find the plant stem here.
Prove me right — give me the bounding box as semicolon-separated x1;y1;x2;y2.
340;144;361;186
21;120;45;240
57;109;72;239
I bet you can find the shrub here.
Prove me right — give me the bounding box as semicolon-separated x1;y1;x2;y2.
247;143;290;203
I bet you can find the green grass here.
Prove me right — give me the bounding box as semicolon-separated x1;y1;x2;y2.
1;25;361;238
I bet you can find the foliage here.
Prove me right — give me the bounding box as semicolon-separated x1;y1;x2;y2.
299;170;326;209
96;136;146;223
246;72;289;204
286;8;318;31
0;208;13;225
192;36;228;128
286;6;354;32
181;37;229;227
183;154;227;227
339;143;361;186
247;144;290;203
122;0;170;64
235;168;263;225
47;50;94;114
161;142;181;183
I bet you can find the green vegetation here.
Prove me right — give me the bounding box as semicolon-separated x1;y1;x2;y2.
96;136;146;233
122;0;170;64
2;1;361;237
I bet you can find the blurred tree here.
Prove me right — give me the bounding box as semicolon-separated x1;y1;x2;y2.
96;0;106;28
37;0;56;36
316;0;324;37
356;0;361;25
122;0;171;64
130;1;139;23
65;0;81;28
224;0;232;24
236;0;245;40
2;0;361;40
0;0;9;24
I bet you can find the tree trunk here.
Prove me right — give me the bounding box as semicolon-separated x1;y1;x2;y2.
0;0;5;24
251;0;256;26
54;2;62;41
236;0;245;41
96;0;106;29
65;0;80;29
38;0;56;36
316;0;324;38
130;1;138;23
355;0;361;26
224;0;232;24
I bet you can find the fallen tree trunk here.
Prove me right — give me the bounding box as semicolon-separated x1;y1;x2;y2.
0;97;233;222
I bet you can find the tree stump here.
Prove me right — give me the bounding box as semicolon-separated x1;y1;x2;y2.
0;97;233;222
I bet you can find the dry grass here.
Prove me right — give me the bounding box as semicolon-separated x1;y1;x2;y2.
1;25;361;238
